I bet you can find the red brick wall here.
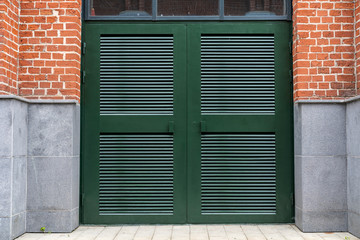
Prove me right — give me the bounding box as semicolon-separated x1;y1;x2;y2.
0;0;19;95
2;1;360;102
18;0;81;101
356;0;360;95
293;0;356;101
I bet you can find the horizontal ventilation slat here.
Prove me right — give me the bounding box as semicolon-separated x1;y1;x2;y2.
99;134;174;215
201;35;275;114
100;35;174;115
201;133;276;215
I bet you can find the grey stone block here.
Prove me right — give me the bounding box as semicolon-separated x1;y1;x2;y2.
296;207;348;232
295;206;303;231
0;157;11;218
27;157;75;211
346;99;360;236
348;211;360;238
12;157;27;215
11;212;26;239
300;156;347;212
0;217;11;240
347;100;360;156
0;100;13;157
11;100;28;157
71;156;80;209
348;156;360;215
294;104;302;156
28;104;75;157
295;101;360;234
73;104;80;156
26;208;79;233
0;98;80;239
70;208;79;231
294;156;303;210
299;104;346;156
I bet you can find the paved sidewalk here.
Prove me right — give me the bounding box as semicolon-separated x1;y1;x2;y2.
17;225;359;240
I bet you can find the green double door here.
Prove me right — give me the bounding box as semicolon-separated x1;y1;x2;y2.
81;22;293;224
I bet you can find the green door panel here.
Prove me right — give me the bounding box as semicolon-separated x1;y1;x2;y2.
186;22;293;223
81;22;293;224
82;24;187;224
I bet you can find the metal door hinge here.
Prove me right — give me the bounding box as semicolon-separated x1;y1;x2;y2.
82;42;86;55
290;193;295;206
82;71;86;84
81;193;85;206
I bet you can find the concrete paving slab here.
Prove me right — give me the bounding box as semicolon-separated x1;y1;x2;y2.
16;225;360;240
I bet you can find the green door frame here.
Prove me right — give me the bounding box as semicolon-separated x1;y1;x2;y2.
80;21;294;224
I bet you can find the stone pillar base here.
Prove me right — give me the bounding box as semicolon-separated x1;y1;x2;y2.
0;96;80;239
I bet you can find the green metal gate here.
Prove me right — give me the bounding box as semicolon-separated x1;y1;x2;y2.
81;22;293;224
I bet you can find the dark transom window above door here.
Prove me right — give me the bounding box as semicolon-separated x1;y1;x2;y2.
85;0;291;20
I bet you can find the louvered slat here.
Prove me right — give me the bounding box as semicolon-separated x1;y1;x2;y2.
201;35;275;114
99;134;174;215
100;35;174;115
201;134;276;214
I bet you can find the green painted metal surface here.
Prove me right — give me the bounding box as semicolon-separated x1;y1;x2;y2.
81;22;293;224
99;134;175;215
200;134;277;215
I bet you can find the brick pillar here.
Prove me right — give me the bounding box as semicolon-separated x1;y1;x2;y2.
19;0;82;101
293;0;356;101
0;0;20;95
